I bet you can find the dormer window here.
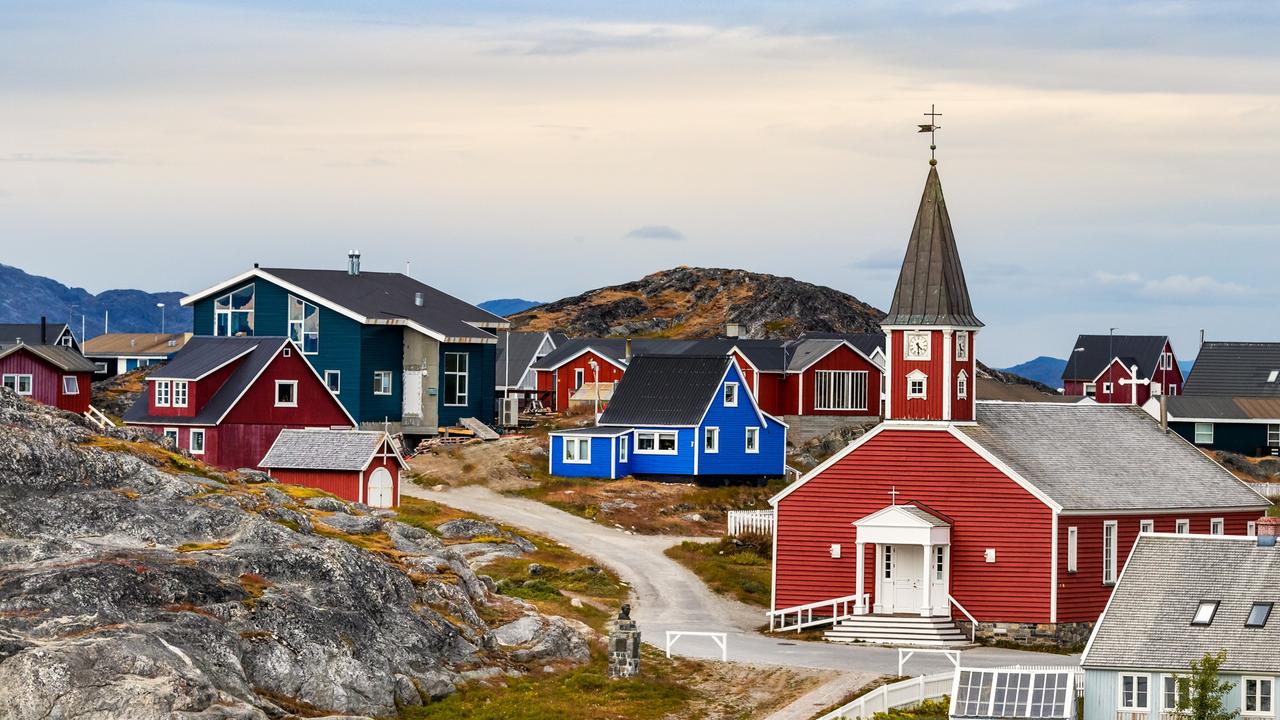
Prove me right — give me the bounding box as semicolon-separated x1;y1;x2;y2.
1247;602;1273;628
907;369;927;400
724;382;738;407
155;380;171;407
1191;600;1219;626
957;370;969;399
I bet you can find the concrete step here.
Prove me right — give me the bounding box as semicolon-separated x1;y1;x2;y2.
824;614;970;646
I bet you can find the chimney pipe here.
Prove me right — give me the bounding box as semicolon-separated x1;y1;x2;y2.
348;250;361;276
625;337;633;363
1200;328;1205;349
1256;516;1280;547
414;292;424;307
1159;393;1168;433
40;316;47;344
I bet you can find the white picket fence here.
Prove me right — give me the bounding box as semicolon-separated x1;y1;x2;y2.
815;671;953;720
727;509;774;536
1248;482;1280;498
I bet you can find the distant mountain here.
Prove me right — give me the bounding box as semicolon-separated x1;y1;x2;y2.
0;264;192;340
999;356;1067;390
478;298;542;317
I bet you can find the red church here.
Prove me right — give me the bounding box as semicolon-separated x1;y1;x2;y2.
124;336;355;469
768;159;1270;647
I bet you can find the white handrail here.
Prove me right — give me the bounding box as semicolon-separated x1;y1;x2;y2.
83;405;115;430
815;671;954;720
767;592;867;632
948;594;977;641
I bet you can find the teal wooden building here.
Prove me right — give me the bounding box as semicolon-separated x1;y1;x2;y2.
181;253;508;434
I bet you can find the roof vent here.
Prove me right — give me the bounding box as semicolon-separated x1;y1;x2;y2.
414;292;424;307
130;338;136;348
347;250;361;277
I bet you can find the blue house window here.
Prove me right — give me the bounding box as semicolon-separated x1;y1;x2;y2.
214;284;255;336
704;427;719;454
324;370;341;395
745;427;759;454
373;370;393;396
618;437;628;463
723;383;738;407
563;437;591;464
636;431;677;454
288;295;319;354
444;352;469;406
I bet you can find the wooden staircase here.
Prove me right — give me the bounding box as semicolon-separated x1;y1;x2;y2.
824;614;970;647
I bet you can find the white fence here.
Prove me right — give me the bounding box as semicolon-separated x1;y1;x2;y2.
816;671;954;720
1248;482;1280;498
727;509;774;536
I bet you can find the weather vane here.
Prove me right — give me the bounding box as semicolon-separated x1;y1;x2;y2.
918;104;941;165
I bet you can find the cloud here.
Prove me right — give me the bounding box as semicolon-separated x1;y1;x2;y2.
624;225;685;241
849;248;903;271
1091;271;1255;302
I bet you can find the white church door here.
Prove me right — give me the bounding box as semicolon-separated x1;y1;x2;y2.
367;467;394;509
885;545;924;614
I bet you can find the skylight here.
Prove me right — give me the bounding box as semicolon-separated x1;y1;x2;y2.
1247;602;1273;628
1270;371;1279;383
1192;601;1219;626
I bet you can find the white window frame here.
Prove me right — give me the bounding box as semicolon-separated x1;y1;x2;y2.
574;367;585;389
1194;422;1214;445
189;428;205;455
814;370;869;411
907;370;928;400
1103;381;1114;394
562;436;591;464
1210;518;1225;535
1249;520;1258;536
745;426;760;454
904;331;931;360
444;352;469;407
723;382;738;407
155;379;171;407
1103;520;1118;585
1169;384;1177;395
162;427;179;444
282;346;291;358
1269;424;1280;448
957;370;969;400
1141;519;1155;533
287;294;320;355
94;361;109;374
1067;526;1078;573
59;334;73;347
274;380;298;408
61;375;79;395
1083;382;1096;396
934;546;946;581
618;437;628;463
1119;673;1151;712
373;370;393;396
1243;677;1274;717
704;426;719;454
324;370;341;395
634;430;679;455
956;332;969;361
2;373;32;396
1163;675;1182;713
1176;519;1190;534
172;380;188;408
213;283;255;337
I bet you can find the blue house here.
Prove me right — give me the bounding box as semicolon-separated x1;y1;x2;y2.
548;355;787;480
180;253;508;434
1081;531;1280;720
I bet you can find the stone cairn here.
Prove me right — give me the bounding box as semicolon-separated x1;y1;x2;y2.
607;604;641;679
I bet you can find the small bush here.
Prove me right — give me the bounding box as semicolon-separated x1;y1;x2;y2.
496;578;563;601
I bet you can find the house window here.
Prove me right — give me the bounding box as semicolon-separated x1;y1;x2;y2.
1248;602;1273;628
907;370;927;400
1163;676;1182;712
745;427;759;454
955;332;969;361
1141;519;1155;534
214;283;255;336
1192;600;1219;626
172;380;188;407
1194;423;1214;445
574;368;585;390
2;374;32;395
1269;424;1280;447
1103;521;1118;585
1176;519;1190;534
724;382;738;407
934;546;945;581
61;375;79;395
1103;381;1114;394
815;370;868;410
189;429;205;455
444;352;469;406
1244;678;1273;716
883;545;894;579
287;295;320;354
1169;384;1177;395
59;334;73;347
274;380;298;407
618;437;628;463
562;436;591;464
1082;382;1096;397
324;370;340;394
155;380;171;407
1067;526;1078;573
635;431;678;454
282;347;291;358
957;370;968;399
373;370;393;396
1120;674;1150;712
704;427;719;453
94;361;109;374
162;428;179;444
1210;518;1225;535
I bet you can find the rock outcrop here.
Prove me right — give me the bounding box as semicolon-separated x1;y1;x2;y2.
0;390;591;719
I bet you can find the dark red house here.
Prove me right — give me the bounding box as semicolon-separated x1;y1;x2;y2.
532;341;629;413
0;343;95;414
1060;334;1183;403
259;429;405;508
123;336;354;469
769;161;1269;647
730;336;884;419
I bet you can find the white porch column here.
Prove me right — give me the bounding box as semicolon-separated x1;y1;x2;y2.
920;542;933;617
855;541;867;615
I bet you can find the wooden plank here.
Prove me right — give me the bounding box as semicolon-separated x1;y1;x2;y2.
459;417;500;441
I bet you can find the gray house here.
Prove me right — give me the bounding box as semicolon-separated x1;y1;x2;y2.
1081;530;1280;720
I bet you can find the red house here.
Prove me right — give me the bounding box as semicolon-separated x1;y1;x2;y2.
730;335;884;420
768;161;1269;647
259;429;405;508
0;343;95;414
123;336;354;469
1060;334;1183;403
531;340;631;413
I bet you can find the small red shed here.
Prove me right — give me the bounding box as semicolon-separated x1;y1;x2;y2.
0;342;95;414
259;429;406;508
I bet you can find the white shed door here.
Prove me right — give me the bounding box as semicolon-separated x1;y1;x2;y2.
367;467;394;508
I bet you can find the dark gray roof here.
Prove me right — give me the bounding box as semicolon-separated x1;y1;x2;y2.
598;355;733;426
1061;335;1169;382
958;402;1269;512
531;335;878;374
0;322;72;346
802;332;886;360
0;343;96;372
530;338;725;370
1184;342;1280;397
1160;395;1280;422
883;166;982;327
261;268;505;342
149;336;261;380
1083;535;1280;673
898;503;951;527
496;332;557;387
260;429;392;471
549;426;633;437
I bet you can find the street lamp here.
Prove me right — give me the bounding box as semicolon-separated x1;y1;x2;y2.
588;358;600;417
157;302;166;333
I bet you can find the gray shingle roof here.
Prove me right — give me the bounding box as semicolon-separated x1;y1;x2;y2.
958;402;1269;512
0;322;72;346
259;429;394;471
148;336;260;380
598;355;732;426
0;343;96;372
1061;335;1170;382
1083;535;1280;673
496;332;555;387
529;335;879;374
898;503;951;527
1184;342;1280;398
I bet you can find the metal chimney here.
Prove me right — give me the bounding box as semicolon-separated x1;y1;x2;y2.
625;337;633;363
40;316;47;344
414;292;424;307
1159;393;1168;433
347;250;361;276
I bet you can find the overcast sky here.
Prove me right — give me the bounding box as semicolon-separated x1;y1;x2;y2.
2;1;1277;366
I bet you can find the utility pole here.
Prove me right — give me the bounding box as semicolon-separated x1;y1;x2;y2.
157;302;166;333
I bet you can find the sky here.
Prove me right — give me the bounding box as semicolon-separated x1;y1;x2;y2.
1;1;1277;366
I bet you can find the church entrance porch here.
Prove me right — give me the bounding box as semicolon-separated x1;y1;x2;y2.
852;501;952;618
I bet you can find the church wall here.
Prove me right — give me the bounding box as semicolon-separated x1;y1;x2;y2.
888;330;946;421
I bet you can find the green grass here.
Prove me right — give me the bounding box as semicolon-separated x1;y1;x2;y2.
663;534;772;608
871;697;951;720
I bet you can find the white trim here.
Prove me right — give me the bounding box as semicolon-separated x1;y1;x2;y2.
1082;528;1152;664
61;374;80;395
561;436;592;464
171;380;187;407
1092;357;1136;385
1242;676;1275;717
704;426;719;454
723;382;739;407
286;293;321;355
956;369;968;400
574;367;585;390
162;427;179;443
373;370;394;396
1066;524;1078;573
884;331;893;418
1102;520;1118;585
155;345;257;382
1210;517;1225;535
691;362;769;430
538;346;629;374
813;369;870;411
324;369;341;395
1175;518;1190;533
1117;673;1152;712
610;436;617;479
904;330;932;361
1140;519;1155;533
943;428;1065;512
906;369;928;400
209;338;357;427
2;373;33;396
189;428;205;455
154;379;171;407
274;379;299;407
1051;510;1059;623
548;428;632;438
634;430;679;455
942;329;952;421
745;426;760;454
788;339;881;374
442;351;469;407
618;434;628;463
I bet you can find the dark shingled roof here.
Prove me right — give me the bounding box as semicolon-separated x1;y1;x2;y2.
1061;334;1170;382
260;429;395;471
1184;342;1280;398
531;336;879;374
883;166;982;328
801;332;886;360
530;338;728;371
496;331;557;387
0;343;96;372
1160;395;1280;422
598;355;733;426
149;336;261;380
1083;535;1280;673
0;322;72;346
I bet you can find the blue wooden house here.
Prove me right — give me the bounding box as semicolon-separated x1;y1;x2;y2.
180;252;508;435
548;355;787;480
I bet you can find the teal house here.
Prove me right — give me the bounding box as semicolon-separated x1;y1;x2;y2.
1081;530;1280;720
181;253;508;435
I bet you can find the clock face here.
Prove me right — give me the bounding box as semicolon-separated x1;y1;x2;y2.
906;332;930;359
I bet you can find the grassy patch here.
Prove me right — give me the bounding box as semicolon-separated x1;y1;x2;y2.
664;534;772;608
82;436;223;479
176;540;230;553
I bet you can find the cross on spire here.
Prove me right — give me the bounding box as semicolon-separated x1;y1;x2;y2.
888;486;900;505
917;104;941;165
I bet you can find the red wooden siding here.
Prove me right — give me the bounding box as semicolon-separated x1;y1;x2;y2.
1093;360;1141;405
888;330;946;421
221;348;351;426
548;351;625;412
775;429;1055;623
362;453;401;506
798;344;881;417
0;350;90;413
952;331;975;422
1150;340;1184;396
273;469;363;503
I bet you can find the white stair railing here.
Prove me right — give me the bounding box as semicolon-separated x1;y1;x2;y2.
767;592;867;632
948;594;977;641
83;405;115;431
816;671;954;720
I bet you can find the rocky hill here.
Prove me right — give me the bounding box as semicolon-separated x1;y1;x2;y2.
0;391;589;719
0;263;191;337
509;266;883;338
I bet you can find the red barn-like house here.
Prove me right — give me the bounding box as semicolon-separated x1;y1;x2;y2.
1060;334;1183;403
730;336;884;419
768;160;1269;647
259;429;405;508
0;343;95;414
124;336;355;469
